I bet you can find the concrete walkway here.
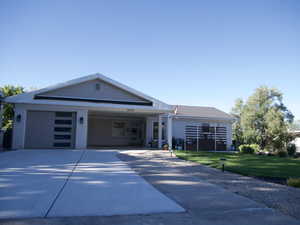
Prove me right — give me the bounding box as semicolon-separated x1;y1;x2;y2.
118;150;300;225
0;150;183;219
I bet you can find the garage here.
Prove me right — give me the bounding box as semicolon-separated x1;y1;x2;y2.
24;111;76;149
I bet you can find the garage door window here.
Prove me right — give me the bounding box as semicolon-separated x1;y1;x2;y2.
55;119;72;125
53;112;75;148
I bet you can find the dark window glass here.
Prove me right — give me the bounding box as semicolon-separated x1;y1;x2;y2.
153;122;165;140
54;127;72;132
202;123;210;133
54;135;71;140
55;112;73;117
53;142;71;147
55;120;72;125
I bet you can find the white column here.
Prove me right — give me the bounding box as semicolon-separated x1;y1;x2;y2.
158;114;162;149
12;105;27;149
75;109;88;149
167;115;172;150
226;123;232;151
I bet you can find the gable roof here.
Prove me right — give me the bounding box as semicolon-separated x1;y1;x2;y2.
5;73;172;111
173;105;233;121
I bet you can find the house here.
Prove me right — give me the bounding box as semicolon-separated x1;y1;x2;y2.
4;73;234;150
292;130;300;152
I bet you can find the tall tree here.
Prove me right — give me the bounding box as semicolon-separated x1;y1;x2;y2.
233;86;294;151
1;85;25;129
230;98;244;147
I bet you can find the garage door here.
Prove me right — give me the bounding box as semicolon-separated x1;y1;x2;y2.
25;111;76;149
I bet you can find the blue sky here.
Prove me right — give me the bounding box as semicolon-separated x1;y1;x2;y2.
1;0;300;118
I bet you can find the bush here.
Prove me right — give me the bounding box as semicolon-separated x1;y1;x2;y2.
287;143;297;156
249;144;261;152
287;178;300;188
277;150;288;157
239;144;255;154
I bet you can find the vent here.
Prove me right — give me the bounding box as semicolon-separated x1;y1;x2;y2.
95;83;101;90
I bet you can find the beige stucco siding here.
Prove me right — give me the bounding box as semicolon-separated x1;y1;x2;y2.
40;79;150;103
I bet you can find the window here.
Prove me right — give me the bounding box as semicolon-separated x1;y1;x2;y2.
112;121;126;137
153;122;165;140
55;119;72;125
54;127;72;132
55;112;73;117
54;142;71;147
54;135;71;140
202;123;210;133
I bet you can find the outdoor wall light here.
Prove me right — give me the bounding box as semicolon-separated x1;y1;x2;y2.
16;114;21;122
79;117;84;124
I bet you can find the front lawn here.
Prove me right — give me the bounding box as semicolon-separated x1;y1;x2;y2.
175;151;300;179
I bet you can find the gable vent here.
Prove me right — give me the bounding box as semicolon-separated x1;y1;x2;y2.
95;83;101;90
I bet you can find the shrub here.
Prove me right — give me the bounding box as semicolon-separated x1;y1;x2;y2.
239;144;255;154
287;178;300;188
277;150;288;157
287;143;297;156
249;144;261;152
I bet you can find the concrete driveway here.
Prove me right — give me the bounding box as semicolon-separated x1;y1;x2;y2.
0;150;184;219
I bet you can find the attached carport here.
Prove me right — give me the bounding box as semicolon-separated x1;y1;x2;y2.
87;111;149;148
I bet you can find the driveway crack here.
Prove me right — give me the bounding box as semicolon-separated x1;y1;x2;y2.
44;150;86;218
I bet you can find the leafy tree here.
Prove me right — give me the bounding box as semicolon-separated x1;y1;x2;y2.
232;86;294;151
1;85;25;129
231;98;244;147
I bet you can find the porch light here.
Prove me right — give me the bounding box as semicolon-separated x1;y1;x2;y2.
220;158;227;172
79;117;84;124
16;114;21;122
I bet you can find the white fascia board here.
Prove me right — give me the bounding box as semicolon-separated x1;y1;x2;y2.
14;101;173;114
173;115;235;123
5;73;173;111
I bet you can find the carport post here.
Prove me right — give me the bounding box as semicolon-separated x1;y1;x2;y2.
158;114;162;149
167;114;172;151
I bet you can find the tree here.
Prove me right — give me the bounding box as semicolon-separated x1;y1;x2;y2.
232;86;294;151
1;85;25;129
230;98;244;147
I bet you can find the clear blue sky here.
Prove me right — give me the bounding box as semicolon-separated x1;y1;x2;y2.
1;0;299;118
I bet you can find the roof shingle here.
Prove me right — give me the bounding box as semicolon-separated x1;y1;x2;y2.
173;105;233;120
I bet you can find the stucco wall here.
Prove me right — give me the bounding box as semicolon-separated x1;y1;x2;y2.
295;137;300;152
41;79;149;103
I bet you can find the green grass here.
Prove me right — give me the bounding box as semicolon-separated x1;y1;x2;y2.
175;151;300;178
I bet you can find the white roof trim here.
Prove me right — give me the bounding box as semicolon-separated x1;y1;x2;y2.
173;115;235;122
5;73;173;111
